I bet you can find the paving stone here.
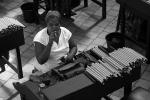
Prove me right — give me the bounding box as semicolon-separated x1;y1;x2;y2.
86;42;99;50
4;0;22;10
111;88;124;99
24;25;38;33
79;37;94;45
77;43;87;51
0;71;14;81
141;71;150;81
86;31;100;39
25;36;33;46
98;31;110;39
107;9;119;17
11;93;21;100
22;48;34;60
0;80;5;87
134;79;150;90
23;31;31;38
21;56;30;66
141;64;148;74
92;38;106;45
104;26;116;33
97;20;111;28
112;4;120;11
20;44;30;54
6;8;22;18
0;79;17;99
109;95;120;100
89;26;104;33
147;65;150;72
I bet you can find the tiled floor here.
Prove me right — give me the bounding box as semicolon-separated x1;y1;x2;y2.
0;0;150;100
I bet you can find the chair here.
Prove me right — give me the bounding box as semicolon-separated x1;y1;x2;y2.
67;0;107;20
32;0;54;24
116;0;150;63
84;0;106;19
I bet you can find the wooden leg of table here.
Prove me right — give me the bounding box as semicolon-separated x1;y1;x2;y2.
121;82;132;100
44;0;50;11
33;0;40;24
146;20;150;64
116;7;121;31
120;5;125;35
84;0;88;7
102;0;106;19
50;0;55;10
16;47;25;100
16;47;23;79
65;0;71;18
20;94;26;100
61;0;74;22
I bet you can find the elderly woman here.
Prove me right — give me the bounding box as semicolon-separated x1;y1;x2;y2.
33;10;77;73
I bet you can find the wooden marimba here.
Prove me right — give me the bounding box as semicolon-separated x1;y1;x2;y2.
14;45;147;100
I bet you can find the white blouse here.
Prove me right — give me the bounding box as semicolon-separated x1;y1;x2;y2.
32;27;72;73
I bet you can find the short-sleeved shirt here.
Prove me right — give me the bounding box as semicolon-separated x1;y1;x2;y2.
32;27;72;73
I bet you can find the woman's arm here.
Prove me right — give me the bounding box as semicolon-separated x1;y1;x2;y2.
34;38;53;64
66;37;77;61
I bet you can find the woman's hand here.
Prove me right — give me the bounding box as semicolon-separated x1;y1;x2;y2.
59;53;73;63
48;32;55;41
65;53;74;62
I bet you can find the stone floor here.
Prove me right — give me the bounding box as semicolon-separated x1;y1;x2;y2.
0;0;150;100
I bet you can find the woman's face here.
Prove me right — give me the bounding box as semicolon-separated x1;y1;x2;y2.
47;17;60;36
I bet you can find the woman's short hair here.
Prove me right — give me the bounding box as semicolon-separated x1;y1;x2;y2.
45;10;61;23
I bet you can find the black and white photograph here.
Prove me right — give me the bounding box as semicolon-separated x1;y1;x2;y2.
0;0;150;100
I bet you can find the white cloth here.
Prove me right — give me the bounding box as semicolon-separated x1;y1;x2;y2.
33;27;72;73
